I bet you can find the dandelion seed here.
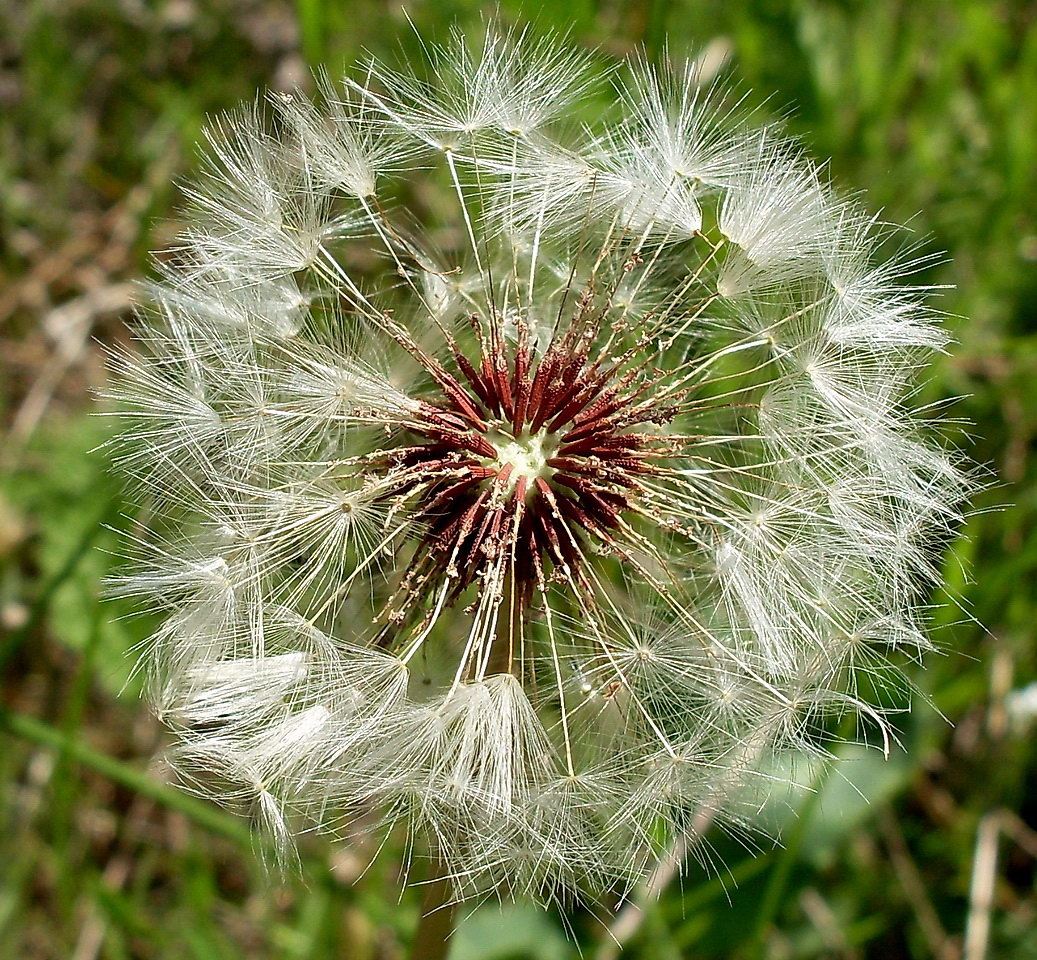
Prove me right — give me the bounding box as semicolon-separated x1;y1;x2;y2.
107;23;970;907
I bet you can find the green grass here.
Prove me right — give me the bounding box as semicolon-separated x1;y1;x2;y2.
2;0;1036;957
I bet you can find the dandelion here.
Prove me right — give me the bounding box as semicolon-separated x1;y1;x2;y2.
106;23;968;915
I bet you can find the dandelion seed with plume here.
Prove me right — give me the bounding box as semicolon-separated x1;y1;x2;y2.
106;24;968;914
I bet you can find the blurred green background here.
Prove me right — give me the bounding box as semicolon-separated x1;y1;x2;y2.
1;0;1036;957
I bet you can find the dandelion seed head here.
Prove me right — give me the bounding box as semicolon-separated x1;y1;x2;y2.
106;23;971;906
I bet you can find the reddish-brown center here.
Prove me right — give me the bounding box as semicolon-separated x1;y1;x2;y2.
380;304;678;618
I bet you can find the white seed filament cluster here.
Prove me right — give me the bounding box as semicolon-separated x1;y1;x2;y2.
106;25;967;904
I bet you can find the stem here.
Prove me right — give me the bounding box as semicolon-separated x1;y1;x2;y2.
595;806;715;960
485;574;519;678
410;860;456;960
0;709;253;847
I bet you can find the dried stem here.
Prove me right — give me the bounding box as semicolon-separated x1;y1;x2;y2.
596;806;717;960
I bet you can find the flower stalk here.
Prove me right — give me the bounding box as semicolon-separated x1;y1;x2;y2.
411;859;458;960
